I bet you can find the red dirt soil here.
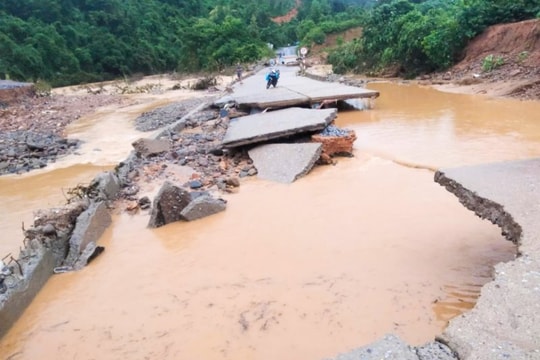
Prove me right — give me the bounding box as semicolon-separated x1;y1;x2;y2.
271;0;301;24
430;19;540;100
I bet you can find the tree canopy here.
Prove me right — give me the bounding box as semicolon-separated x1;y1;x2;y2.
0;0;370;86
1;0;537;85
328;0;540;76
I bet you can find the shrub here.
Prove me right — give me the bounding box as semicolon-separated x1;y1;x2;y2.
481;54;504;72
517;51;529;63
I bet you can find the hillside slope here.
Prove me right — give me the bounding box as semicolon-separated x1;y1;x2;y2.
432;19;540;100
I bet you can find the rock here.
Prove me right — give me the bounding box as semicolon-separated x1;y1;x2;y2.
88;171;121;200
180;195;227;221
197;157;209;167
188;180;203;189
42;223;57;237
138;196;151;209
225;177;240;187
147;181;192;228
132;138;170;157
416;341;457;360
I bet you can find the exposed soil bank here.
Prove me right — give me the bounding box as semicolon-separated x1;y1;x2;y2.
424;19;540;100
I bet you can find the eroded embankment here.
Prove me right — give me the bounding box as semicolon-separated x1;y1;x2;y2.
331;159;540;359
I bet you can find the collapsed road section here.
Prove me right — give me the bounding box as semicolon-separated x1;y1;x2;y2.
329;158;540;360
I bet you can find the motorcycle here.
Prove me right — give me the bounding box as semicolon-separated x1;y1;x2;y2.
265;69;280;89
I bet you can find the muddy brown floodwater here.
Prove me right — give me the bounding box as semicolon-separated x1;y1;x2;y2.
2;82;540;360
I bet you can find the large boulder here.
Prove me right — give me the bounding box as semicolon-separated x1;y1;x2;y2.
148;181;192;228
180;195;227;221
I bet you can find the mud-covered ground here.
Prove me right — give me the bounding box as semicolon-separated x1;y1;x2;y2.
0;94;127;175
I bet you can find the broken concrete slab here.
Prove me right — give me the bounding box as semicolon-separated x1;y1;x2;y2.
329;334;419;360
233;87;310;109
327;335;457;360
132;138;170;157
0;240;56;338
180;195;227;221
280;74;379;103
215;67;379;109
222;107;337;148
148;181;192;228
63;201;111;267
248;143;322;183
0;201;88;338
416;341;458;360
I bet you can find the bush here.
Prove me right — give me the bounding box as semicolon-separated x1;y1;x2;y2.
481;54;504;72
304;27;326;45
34;79;52;97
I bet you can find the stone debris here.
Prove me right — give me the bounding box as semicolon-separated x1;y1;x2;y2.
132;138;170;157
148;181;192;228
87;171;121;201
312;125;357;158
248;143;322;183
180;194;227;221
148;181;227;227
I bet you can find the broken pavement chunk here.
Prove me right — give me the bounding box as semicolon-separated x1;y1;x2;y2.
248;143;322;183
221;107;336;148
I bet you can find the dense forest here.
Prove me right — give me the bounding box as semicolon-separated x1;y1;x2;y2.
1;0;538;86
328;0;540;76
0;0;371;86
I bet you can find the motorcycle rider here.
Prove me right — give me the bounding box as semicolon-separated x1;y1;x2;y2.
265;68;280;89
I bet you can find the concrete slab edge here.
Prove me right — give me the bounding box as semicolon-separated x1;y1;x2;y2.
328;167;527;360
0;170;122;339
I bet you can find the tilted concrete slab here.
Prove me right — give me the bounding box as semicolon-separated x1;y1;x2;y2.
434;158;540;360
248;143;322;183
278;74;379;103
215;66;379;109
234;87;310;108
221;107;336;148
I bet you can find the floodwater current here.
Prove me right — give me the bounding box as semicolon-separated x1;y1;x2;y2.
1;82;540;360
